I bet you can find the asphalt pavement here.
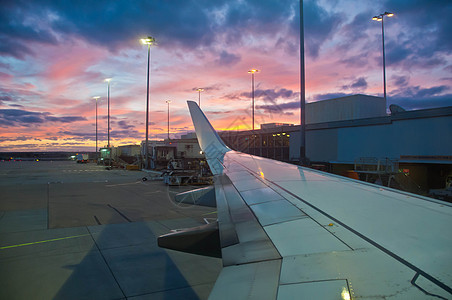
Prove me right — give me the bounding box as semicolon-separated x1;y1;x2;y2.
0;160;221;300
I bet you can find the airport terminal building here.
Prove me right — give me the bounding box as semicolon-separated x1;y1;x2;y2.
219;94;452;195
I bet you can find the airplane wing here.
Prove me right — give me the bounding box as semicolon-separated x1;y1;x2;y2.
162;101;452;299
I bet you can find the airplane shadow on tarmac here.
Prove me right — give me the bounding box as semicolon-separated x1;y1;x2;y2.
52;180;221;300
53;212;221;300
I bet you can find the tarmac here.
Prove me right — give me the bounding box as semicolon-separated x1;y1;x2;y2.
0;161;222;300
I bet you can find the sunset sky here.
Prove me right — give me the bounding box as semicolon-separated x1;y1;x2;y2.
1;0;451;152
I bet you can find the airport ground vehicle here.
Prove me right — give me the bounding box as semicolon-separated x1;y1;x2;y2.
76;153;89;163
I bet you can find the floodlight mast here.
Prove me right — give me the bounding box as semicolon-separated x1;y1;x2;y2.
166;100;171;140
372;12;394;105
141;36;156;169
248;69;259;155
93;96;100;161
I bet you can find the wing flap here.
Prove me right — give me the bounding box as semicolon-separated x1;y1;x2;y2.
208;260;281;300
215;174;281;266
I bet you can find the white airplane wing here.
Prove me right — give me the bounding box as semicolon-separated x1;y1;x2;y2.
161;101;452;299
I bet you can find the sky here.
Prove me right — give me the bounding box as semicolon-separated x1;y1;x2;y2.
0;0;451;152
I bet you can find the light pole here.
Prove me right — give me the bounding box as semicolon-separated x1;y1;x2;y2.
196;88;204;107
299;0;306;165
247;69;259;131
141;36;156;169
105;78;112;148
248;69;259;155
93;96;100;162
373;11;394;104
104;78;112;168
166;100;171;140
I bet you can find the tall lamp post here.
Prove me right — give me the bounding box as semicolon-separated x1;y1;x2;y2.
93;96;100;162
372;12;394;104
299;1;306;165
105;78;112;148
247;69;259;131
248;69;259;155
196;88;204;107
141;36;156;169
166;100;171;140
105;78;112;167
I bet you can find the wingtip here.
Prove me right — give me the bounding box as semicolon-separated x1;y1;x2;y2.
186;98;230;169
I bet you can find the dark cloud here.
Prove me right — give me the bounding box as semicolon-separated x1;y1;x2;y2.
0;0;341;61
0;109;86;127
0;1;59;58
191;83;228;93
290;1;342;58
392;75;409;87
388;94;452;110
0;0;217;57
391;85;450;99
58;130;110;141
340;11;374;43
223;92;243;101
340;54;371;68
416;86;449;98
59;131;96;140
351;78;367;89
257;100;299;113
380;0;452;69
208;110;234;115
0;95;15;102
332;0;452;76
215;50;241;66
342;77;368;90
1;0;449;79
0;136;33;142
242;88;299;102
45;116;86;123
276;37;299;56
110;129;142;139
388;83;451;109
117;120;135;130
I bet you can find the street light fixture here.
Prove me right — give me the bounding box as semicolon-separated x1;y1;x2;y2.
166;100;171;140
93;96;100;162
372;11;394;104
140;36;156;169
196;88;204;107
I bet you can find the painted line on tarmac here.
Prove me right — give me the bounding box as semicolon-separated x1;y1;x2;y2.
94;215;102;225
202;211;218;216
107;204;132;222
0;234;91;250
106;181;141;187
